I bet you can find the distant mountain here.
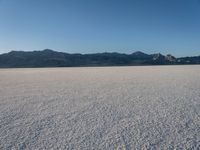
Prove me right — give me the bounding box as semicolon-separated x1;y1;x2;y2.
131;51;150;58
0;49;199;68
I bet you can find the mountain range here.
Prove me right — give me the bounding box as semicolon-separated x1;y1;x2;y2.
0;49;199;68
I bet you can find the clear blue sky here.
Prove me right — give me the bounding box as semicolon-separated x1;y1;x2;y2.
0;0;200;56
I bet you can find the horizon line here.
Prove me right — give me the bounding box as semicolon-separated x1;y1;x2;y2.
0;49;199;58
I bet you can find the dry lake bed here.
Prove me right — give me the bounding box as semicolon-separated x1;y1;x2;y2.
0;65;200;149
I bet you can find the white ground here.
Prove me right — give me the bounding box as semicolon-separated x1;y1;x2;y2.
0;66;199;150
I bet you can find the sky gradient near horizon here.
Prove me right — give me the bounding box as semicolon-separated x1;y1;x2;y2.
0;0;200;56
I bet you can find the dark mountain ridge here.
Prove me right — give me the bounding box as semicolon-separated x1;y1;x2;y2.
0;49;199;68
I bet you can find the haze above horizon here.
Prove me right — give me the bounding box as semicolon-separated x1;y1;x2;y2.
0;0;200;57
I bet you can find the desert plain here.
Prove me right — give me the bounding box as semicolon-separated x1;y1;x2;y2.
0;65;200;149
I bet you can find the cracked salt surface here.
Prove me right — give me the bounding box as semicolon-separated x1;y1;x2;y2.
0;65;200;149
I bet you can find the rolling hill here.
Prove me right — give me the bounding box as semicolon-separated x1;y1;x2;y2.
0;49;199;68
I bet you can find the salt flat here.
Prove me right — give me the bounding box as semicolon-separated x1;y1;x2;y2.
0;65;200;149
